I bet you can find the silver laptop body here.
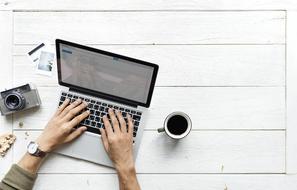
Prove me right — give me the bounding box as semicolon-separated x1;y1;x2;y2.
53;39;159;167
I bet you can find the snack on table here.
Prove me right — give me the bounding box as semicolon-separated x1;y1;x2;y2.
0;133;16;157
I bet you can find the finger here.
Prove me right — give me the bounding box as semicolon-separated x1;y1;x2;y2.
55;99;70;116
115;110;127;133
64;126;87;143
64;101;88;121
67;110;90;129
108;108;120;133
127;114;134;136
103;115;114;137
99;128;109;151
59;99;83;117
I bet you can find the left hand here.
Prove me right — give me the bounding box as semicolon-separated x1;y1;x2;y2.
36;98;90;152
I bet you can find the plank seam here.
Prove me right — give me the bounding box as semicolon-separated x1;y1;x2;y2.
13;129;286;131
13;43;286;46
8;85;286;87
34;172;287;175
12;10;287;12
284;10;288;174
10;10;15;164
35;173;289;175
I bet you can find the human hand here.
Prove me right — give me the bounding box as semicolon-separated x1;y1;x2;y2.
100;108;135;171
36;99;90;152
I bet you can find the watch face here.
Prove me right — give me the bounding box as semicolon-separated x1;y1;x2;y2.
27;142;38;154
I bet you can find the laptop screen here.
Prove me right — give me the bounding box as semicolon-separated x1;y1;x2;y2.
56;40;158;107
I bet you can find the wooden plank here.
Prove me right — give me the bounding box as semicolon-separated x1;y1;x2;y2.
13;56;58;87
13;130;113;173
29;174;297;190
12;86;285;130
0;11;13;88
0;116;13;175
286;11;297;174
0;11;13;175
13;11;285;45
13;44;285;86
13;130;285;173
1;0;297;11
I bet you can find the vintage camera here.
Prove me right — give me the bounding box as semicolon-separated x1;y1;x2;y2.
0;84;41;116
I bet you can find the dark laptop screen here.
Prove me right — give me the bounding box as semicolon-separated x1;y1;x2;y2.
58;43;155;105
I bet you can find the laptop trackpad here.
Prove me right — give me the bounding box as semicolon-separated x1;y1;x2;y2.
55;132;113;167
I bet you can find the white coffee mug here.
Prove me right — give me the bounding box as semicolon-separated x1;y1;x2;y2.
157;111;192;139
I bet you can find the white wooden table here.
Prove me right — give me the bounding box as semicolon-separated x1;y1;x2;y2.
1;1;297;189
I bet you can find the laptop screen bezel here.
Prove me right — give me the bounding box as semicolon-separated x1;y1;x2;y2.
55;39;159;108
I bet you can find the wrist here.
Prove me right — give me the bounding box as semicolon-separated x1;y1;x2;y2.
116;165;136;177
35;138;53;153
116;165;140;189
18;153;45;174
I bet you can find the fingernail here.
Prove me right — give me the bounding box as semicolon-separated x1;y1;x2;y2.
84;101;88;106
87;110;90;114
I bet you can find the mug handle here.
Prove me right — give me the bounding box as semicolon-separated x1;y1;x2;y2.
157;127;165;133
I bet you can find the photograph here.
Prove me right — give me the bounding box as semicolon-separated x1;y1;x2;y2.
36;51;55;76
27;42;52;65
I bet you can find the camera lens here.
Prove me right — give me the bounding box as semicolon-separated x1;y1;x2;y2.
4;93;26;110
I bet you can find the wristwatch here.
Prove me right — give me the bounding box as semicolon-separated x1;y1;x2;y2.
27;141;47;157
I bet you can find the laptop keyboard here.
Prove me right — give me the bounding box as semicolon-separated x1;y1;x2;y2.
58;91;142;138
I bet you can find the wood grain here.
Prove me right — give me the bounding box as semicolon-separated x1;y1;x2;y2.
31;174;297;190
13;44;285;86
0;11;12;88
12;86;285;130
0;10;13;175
0;0;296;10
0;7;288;189
286;10;297;174
13;11;285;45
13;130;285;173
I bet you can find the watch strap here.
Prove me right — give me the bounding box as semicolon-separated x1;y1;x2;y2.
35;148;47;157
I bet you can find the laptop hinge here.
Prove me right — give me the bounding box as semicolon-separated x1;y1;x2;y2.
69;88;138;108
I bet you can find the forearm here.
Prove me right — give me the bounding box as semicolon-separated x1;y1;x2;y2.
0;153;44;190
18;153;45;174
0;152;46;190
117;167;141;190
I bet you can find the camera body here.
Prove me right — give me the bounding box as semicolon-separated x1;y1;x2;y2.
0;84;41;116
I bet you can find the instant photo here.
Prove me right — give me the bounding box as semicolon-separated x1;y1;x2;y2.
27;43;51;65
36;51;55;76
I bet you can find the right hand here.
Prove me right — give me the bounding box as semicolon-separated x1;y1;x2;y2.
99;108;135;171
36;99;89;152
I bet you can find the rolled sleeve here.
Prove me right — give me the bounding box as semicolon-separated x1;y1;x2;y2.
0;164;37;190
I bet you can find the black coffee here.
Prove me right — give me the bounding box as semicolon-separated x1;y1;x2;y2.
167;115;188;135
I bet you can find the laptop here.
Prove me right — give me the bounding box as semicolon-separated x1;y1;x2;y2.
54;39;159;167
